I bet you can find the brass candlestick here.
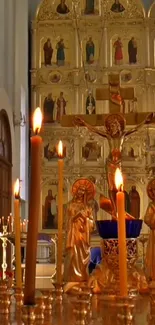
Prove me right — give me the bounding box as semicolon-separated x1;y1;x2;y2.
35;296;45;320
14;287;24;308
116;296;136;325
41;289;53;315
0;290;12;314
53;282;63;303
71;288;92;325
22;305;36;324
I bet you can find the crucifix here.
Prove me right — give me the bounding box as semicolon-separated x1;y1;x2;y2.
96;73;135;114
60;70;155;219
61;72;149;127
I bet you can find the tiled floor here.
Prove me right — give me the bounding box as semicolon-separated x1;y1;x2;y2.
0;293;151;325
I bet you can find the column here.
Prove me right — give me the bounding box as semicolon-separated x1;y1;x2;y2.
75;87;79;114
0;0;5;89
14;0;29;208
31;26;37;69
31;88;37;111
145;24;150;67
75;27;79;68
5;0;15;105
103;26;108;68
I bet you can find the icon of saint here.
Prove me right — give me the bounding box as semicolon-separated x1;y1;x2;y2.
43;38;53;66
43;93;55;123
86;92;96;114
56;0;69;14
113;37;123;65
128;37;137;64
86;37;95;64
56;92;67;122
111;0;125;13
56;39;67;66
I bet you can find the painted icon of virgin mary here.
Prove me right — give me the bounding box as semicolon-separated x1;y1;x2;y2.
111;0;125;13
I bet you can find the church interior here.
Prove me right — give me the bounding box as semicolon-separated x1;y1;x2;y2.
1;0;155;323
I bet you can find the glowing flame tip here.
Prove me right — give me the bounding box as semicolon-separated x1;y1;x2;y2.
115;168;123;191
58;140;63;158
14;179;20;198
33;107;42;134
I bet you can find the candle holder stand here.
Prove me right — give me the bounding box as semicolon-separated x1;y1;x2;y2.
0;226;9;279
35;296;45;320
53;282;64;303
41;289;53;314
0;289;12;314
72;289;92;325
14;287;24;308
22;305;36;324
116;296;136;325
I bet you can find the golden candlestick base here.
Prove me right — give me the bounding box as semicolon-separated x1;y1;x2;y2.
116;296;136;325
22;305;36;324
35;296;45;320
0;279;8;291
73;292;92;325
0;290;12;314
14;287;24;308
67;286;92;325
53;282;63;303
41;289;54;314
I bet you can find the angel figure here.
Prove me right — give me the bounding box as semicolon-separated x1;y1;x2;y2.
63;179;95;287
144;179;155;281
74;112;154;219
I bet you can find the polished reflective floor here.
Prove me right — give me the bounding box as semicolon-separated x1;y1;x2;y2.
0;293;151;325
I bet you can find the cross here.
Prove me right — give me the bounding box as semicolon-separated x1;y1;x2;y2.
96;73;134;114
61;73;155;127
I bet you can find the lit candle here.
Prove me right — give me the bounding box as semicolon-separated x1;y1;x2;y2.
20;222;23;233
2;216;4;226
14;179;22;289
24;107;42;306
23;220;26;233
56;140;64;285
26;220;28;232
7;216;10;233
10;213;14;233
115;168;128;297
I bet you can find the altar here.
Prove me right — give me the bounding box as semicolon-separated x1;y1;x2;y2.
18;0;155;321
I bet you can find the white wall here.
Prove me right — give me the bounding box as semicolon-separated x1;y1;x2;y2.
0;0;29;217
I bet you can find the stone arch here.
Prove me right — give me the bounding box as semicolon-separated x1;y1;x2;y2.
0;109;12;218
148;1;155;17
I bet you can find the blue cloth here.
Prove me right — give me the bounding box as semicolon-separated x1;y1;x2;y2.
89;247;102;273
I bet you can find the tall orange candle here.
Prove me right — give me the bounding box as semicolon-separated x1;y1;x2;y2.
24;108;42;305
56;140;64;285
115;168;128;297
14;179;22;289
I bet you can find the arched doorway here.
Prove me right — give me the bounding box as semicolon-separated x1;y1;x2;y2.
0;110;12;218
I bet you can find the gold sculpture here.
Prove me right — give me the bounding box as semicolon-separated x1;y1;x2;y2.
64;179;95;286
74;112;154;219
144;179;155;281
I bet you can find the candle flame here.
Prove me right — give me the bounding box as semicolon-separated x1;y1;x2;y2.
33;107;42;134
14;179;20;199
58;140;63;158
115;168;123;191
